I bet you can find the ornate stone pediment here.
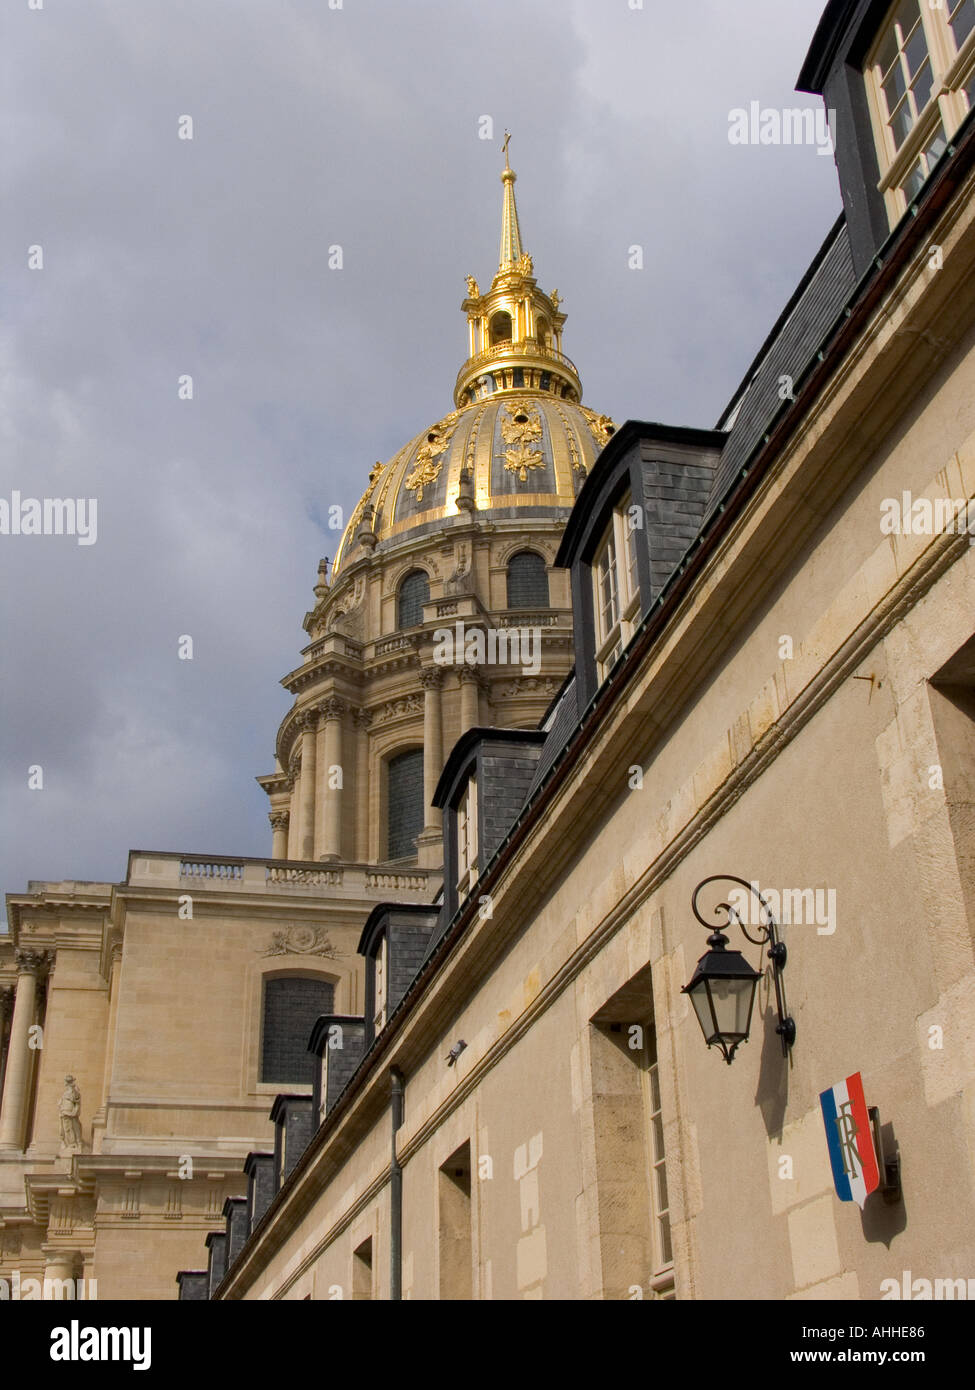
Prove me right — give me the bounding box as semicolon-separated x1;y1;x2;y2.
260;925;339;959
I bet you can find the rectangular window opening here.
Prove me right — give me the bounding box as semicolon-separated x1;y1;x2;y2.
438;1141;473;1300
352;1236;374;1301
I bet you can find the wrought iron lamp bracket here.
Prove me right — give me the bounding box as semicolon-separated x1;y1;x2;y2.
690;874;796;1052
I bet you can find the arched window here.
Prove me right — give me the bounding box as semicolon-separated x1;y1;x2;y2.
260;976;334;1085
387;748;425;860
536;317;550;347
397;570;429;629
506;550;549;609
489;311;513;346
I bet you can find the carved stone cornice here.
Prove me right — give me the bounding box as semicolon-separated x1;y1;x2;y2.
458;664;481;683
419;667;444;691
14;947;52;976
297;709;319;735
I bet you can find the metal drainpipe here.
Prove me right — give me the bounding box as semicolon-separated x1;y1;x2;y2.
389;1067;404;1301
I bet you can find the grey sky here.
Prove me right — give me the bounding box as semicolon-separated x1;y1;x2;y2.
1;0;840;921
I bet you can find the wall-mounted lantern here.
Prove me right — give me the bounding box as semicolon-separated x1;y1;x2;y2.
682;874;796;1064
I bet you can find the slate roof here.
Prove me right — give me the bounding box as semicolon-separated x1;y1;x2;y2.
708;213;856;512
525;675;579;800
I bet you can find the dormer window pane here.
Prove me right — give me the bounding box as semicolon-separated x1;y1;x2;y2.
625;512;640;599
882;63;907;127
457;776;479;897
925;126;948;166
910;57;934;111
888;96;914;149
593;492;641;684
374;936;388;1032
876;3;931;152
903;15;928;81
950;0;975;51
597;535;619;638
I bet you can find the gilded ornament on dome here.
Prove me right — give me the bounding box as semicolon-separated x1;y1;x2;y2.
404;418;458;502
550;288;561;310
500;399;545;482
555;403;586;476
347;461;384;536
517;252;533;276
466;275;480;299
464;404;486;477
347;493;368;536
581;407;617;447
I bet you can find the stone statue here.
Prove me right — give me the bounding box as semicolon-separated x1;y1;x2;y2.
58;1075;82;1150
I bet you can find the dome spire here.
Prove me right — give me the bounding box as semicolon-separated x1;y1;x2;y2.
499;131;524;271
455;140;580;409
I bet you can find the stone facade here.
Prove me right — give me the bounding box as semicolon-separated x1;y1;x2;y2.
0;142;603;1298
4;0;975;1305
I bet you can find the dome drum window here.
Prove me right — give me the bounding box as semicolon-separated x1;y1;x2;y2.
397;570;430;630
386;748;425;861
506;551;549;609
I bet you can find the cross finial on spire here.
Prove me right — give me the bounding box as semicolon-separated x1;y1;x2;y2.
498;131;524;270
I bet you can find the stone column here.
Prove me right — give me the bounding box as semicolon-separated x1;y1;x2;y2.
459;664;480;730
354;708;373;864
42;1249;80;1299
420;668;444;833
0;986;14;1112
269;810;289;861
96;941;124;1126
0;949;49;1152
320;697;345;861
298;711;319;860
313;712;329;859
286;771;299;858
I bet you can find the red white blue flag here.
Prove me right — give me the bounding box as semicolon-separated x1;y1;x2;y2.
819;1072;880;1209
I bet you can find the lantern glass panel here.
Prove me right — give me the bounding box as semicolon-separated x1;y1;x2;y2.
710;975;756;1040
689;982;717;1042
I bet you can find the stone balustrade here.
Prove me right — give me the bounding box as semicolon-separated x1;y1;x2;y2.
126;853;437;901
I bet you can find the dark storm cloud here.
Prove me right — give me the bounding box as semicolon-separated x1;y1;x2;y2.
0;0;837;919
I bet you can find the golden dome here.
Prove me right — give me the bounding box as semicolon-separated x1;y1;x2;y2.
331;135;616;579
332;395;616;575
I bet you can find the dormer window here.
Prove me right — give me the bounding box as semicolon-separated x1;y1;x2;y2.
593;493;640;682
865;0;975;222
457;776;479;898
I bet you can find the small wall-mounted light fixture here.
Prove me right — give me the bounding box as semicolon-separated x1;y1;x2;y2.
869;1107;902;1204
682;874;796;1064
